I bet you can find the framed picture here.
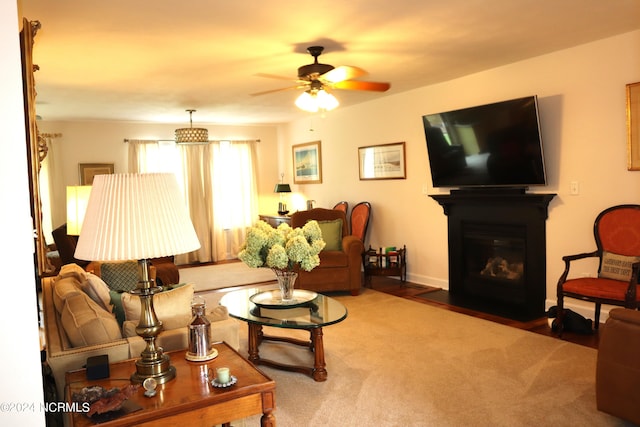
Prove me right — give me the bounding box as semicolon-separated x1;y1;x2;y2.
292;141;322;184
627;82;640;170
358;142;406;180
79;163;114;185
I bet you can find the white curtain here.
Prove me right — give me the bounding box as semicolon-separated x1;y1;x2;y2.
130;139;259;264
40;133;62;245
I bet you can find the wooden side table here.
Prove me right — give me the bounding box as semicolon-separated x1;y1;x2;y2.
65;344;275;427
259;214;291;228
363;245;407;286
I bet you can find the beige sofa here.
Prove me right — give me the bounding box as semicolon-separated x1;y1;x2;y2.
42;264;239;398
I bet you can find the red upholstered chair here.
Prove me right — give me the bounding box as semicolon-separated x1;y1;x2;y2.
555;205;640;334
333;201;348;213
350;202;371;243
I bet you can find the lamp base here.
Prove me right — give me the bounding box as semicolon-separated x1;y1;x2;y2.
131;353;176;385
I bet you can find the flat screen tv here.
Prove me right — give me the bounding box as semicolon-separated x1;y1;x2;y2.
422;96;546;189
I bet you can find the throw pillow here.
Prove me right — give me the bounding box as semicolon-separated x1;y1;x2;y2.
60;292;122;347
318;219;343;251
599;251;640;281
100;261;139;292
81;273;113;313
120;283;194;323
109;290;126;327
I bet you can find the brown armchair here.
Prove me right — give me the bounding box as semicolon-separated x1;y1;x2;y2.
290;208;364;295
596;308;640;425
555;205;640;334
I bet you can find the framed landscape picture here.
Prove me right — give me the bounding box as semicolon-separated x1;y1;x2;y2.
292;141;322;184
627;82;640;170
358;142;406;180
79;163;114;185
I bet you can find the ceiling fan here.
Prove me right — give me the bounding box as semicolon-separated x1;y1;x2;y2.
251;46;390;111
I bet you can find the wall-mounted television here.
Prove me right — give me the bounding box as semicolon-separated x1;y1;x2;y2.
422;96;546;189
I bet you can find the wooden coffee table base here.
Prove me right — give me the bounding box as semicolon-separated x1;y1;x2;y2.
248;323;328;382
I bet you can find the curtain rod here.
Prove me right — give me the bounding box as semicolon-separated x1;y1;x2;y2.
123;138;261;143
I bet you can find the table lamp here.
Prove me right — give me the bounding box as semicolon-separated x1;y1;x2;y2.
274;173;291;215
74;173;201;384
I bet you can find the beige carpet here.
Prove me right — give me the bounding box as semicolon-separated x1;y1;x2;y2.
230;288;631;427
179;262;276;292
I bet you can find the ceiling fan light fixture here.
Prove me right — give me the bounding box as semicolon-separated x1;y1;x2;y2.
295;89;339;113
175;109;209;144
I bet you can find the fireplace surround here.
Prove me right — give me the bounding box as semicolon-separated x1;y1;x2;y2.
431;189;555;320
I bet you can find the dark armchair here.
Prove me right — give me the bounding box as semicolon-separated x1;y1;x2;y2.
555;205;640;334
290;208;364;295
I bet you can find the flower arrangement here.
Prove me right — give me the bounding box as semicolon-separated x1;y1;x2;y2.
238;220;326;272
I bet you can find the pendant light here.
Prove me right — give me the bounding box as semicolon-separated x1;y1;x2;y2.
175;109;209;144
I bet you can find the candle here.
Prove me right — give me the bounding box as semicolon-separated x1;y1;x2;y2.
216;367;230;384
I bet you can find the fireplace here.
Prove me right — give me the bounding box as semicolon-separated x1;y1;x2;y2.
431;189;555;320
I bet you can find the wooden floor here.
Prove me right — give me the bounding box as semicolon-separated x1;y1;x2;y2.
368;276;600;350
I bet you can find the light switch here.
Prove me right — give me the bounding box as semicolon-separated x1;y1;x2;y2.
570;181;579;195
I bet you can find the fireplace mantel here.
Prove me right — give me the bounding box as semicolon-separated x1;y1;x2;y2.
430;190;556;320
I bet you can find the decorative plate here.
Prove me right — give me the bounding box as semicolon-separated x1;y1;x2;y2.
211;375;237;388
249;289;318;308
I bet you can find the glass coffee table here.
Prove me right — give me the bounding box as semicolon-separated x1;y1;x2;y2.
220;286;348;382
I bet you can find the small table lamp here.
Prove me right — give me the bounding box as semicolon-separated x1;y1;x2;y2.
74;173;200;384
274;173;291;215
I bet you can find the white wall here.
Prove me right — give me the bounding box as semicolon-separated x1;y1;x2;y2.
36;121;283;231
1;3;46;425
283;30;640;318
36;30;640;322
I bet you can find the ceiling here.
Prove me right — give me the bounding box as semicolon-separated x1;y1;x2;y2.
20;0;640;125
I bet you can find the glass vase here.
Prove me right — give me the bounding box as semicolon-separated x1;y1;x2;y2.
274;269;298;302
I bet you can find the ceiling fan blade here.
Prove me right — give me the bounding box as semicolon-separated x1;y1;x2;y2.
332;80;391;92
250;85;302;96
322;65;367;83
254;72;299;81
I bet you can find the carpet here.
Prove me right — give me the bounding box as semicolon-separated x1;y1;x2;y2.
231;288;630;427
179;262;276;293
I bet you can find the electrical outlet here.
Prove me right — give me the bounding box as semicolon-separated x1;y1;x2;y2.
570;181;579;195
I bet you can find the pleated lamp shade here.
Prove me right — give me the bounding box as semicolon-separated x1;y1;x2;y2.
74;173;201;262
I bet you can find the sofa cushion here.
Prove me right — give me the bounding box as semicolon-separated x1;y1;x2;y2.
122;304;230;338
100;261;139;291
60;292;122;347
52;276;84;314
318;219;343;251
57;263;87;281
599;251;640;281
121;283;194;324
80;273;113;313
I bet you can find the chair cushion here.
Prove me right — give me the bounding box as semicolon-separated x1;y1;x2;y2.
563;277;640;301
599;251;640;281
60;292;122;347
100;261;139;291
318;219;343;251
